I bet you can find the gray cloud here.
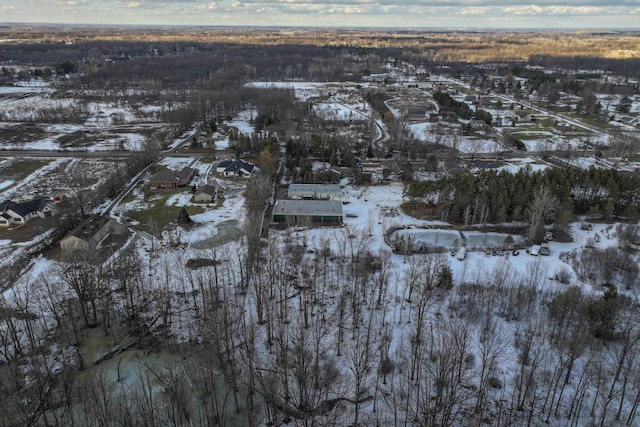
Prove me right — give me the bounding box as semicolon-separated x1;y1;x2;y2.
2;0;639;27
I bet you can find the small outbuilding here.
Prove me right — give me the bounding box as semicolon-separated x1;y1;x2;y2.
193;184;216;202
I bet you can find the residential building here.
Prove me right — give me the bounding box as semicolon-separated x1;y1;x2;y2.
193;184;216;202
288;184;342;200
216;159;256;178
273;200;343;224
148;167;195;190
0;197;57;227
60;215;126;253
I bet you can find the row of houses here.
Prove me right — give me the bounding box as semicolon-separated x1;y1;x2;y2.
0;197;57;227
148;160;256;192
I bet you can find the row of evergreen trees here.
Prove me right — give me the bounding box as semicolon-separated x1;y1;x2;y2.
406;166;640;226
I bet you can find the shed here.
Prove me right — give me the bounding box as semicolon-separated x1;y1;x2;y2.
194;184;216;202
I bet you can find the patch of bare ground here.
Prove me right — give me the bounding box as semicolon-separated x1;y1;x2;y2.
0;215;63;244
400;201;440;221
0;123;48;146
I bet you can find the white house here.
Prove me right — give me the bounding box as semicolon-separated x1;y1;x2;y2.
0;197;57;227
216;159;257;178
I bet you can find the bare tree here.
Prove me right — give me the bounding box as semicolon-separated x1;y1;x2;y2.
527;186;558;243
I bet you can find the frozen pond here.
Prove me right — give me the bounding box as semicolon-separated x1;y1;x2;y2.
392;229;462;249
464;231;523;248
390;228;522;251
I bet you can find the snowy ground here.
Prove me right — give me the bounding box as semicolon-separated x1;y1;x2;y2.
287;183;618;293
0;85;172;151
496;157;550;173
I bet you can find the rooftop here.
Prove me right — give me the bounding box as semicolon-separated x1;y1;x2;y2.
68;215;110;241
274;199;343;217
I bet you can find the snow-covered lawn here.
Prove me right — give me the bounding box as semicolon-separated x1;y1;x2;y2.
497;157;549;173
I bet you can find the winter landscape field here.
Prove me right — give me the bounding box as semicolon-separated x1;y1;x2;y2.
0;26;640;427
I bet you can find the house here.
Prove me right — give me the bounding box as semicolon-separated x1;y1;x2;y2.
288;184;342;200
0;197;57;227
216;159;256;178
553;125;581;136
149;167;195;190
470;119;487;131
176;167;196;184
193;184;216;202
60;215;126;253
360;163;385;184
215;159;233;174
330;167;354;178
516;111;534;123
360;163;384;174
0;213;12;227
273;200;343;224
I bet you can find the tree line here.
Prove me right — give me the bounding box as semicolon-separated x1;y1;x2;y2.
406;166;640;231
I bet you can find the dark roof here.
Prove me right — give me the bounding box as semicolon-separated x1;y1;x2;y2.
150;169;179;183
195;184;216;196
176;167;195;181
217;159;233;168
223;160;255;174
6;198;53;217
0;200;15;212
68;215;110;241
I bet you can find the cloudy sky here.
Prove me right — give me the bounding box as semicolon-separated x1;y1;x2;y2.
1;0;639;28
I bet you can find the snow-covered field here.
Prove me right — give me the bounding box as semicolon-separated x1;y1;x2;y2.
0;85;173;151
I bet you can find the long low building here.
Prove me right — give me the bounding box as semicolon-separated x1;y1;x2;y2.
273;199;343;224
287;184;342;200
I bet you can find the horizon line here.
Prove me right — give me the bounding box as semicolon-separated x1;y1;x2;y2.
1;22;639;33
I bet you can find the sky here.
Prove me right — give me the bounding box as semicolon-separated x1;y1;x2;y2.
1;1;639;29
